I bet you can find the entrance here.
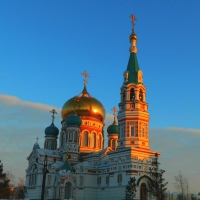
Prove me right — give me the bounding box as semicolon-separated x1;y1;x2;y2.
140;183;147;200
65;182;73;199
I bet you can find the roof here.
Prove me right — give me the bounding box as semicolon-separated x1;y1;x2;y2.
61;156;72;172
125;52;140;85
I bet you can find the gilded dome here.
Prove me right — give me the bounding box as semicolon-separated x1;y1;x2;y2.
61;86;105;121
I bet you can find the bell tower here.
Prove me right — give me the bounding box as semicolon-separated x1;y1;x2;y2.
117;14;150;150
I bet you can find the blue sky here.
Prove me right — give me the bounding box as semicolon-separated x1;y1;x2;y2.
0;0;200;192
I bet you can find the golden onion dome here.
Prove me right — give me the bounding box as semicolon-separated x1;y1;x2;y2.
61;86;105;122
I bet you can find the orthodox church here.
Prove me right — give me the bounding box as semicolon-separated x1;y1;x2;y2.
25;15;160;200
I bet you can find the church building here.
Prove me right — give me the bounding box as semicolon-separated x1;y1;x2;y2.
25;15;160;200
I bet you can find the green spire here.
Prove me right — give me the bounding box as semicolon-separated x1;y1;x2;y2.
124;14;142;85
125;52;140;85
61;155;72;172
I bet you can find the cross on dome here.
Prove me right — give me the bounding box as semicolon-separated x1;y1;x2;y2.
36;137;38;143
81;70;90;86
129;14;137;27
50;109;57;124
111;106;118;118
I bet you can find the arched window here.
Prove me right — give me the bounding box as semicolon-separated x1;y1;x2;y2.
80;176;84;186
33;165;37;185
142;128;145;137
122;91;126;102
106;176;109;186
130;88;135;101
29;164;37;186
80;166;84;172
69;131;73;142
93;134;96;148
61;133;64;147
91;133;96;148
140;183;147;200
84;132;88;146
48;141;51;149
74;131;77;143
65;182;72;199
131;126;135;136
97;176;101;185
66;131;68;142
118;174;122;184
139;89;143;102
98;135;101;149
47;175;51;186
51;141;54;150
112;140;116;149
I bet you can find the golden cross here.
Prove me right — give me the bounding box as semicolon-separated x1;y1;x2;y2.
81;70;90;86
111;106;118;118
50;109;57;123
129;14;137;27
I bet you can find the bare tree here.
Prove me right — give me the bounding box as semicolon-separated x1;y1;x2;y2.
15;178;25;199
173;171;189;200
6;170;15;187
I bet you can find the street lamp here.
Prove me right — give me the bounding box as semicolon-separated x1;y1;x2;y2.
36;154;56;200
10;187;14;199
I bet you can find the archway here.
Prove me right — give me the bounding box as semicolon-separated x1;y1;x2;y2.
65;182;73;199
140;183;147;200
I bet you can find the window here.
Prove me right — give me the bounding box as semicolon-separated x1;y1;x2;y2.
29;164;37;186
139;89;143;101
112;140;116;149
93;134;96;148
121;89;126;102
131;126;135;136
47;140;51;149
80;166;84;172
66;131;68;142
130;88;135;101
47;175;51;186
118;174;122;184
121;127;124;138
142;128;145;137
74;132;77;143
98;135;101;149
80;176;84;186
61;133;64;147
51;141;56;150
97;176;101;185
84;132;88;146
106;176;109;186
69;131;73;142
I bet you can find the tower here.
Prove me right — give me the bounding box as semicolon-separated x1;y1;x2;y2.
107;107;118;150
44;109;59;150
117;15;150;150
64;113;82;165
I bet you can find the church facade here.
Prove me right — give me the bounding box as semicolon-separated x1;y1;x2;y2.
25;15;160;200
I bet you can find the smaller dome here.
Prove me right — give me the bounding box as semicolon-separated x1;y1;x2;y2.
66;113;82;127
45;123;59;137
107;121;118;135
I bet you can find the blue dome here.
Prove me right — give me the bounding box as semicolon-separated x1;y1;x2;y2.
66;114;82;127
45;123;59;137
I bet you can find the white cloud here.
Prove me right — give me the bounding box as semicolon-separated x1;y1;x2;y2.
0;94;199;193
